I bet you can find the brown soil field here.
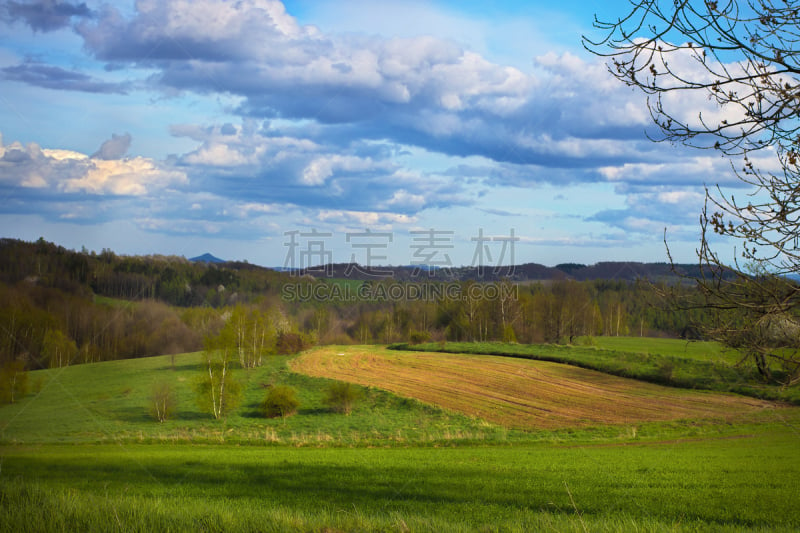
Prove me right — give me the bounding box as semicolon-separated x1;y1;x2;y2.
290;346;776;429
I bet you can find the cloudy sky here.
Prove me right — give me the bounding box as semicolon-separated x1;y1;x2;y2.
0;0;747;268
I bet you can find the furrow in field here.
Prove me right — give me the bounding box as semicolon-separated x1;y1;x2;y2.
290;347;774;429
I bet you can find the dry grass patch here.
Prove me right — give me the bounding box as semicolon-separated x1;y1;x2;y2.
291;346;775;429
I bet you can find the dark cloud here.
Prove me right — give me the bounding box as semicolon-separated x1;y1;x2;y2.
91;133;132;160
1;146;31;163
2;0;92;32
1;61;127;94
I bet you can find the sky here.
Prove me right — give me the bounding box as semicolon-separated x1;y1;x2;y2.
0;0;751;268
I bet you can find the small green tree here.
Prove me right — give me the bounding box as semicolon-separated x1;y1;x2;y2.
226;305;276;369
196;330;242;420
41;329;77;368
0;360;28;404
323;381;361;415
149;381;177;422
261;385;300;419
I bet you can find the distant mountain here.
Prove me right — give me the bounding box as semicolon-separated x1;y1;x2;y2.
289;261;710;283
189;253;226;263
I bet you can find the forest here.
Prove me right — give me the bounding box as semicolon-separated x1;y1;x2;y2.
0;237;709;375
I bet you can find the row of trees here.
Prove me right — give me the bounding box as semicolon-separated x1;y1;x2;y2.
0;274;705;373
0;283;205;370
295;279;702;346
0;238;285;308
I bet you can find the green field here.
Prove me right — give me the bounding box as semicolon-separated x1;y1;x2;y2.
2;339;799;531
586;336;740;363
0;352;497;445
3;433;799;532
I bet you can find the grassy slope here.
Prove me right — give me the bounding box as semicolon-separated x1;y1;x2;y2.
1;341;799;531
0;351;503;445
588;336;741;363
390;338;800;404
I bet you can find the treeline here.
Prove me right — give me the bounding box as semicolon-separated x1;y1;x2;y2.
0;238;285;307
293;278;705;345
0;239;309;372
0;238;709;375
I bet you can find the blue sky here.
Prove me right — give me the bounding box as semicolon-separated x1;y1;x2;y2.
0;0;747;268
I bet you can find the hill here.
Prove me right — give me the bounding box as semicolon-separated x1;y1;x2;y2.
189;253;226;263
293;260;706;282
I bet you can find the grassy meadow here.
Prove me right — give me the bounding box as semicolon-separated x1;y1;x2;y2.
1;338;799;531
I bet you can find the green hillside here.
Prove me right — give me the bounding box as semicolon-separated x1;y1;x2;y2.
0;351;504;446
1;345;799;532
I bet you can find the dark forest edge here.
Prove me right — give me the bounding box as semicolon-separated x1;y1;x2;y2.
0;236;782;402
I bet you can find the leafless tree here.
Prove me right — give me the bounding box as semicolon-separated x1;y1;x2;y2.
586;1;800;384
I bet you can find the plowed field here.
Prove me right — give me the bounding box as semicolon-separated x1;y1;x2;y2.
291;346;775;429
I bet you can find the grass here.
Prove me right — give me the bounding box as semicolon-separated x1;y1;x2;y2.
92;294;137;308
585;336;742;364
292;346;774;430
2;428;800;532
1;339;799;531
0;351;504;446
390;339;800;404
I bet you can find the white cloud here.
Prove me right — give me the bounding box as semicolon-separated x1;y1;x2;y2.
62;157;188;195
656;190;704;204
76;0;646;168
382;190;427;211
137;216;222;235
317;209;416;228
0;134;187;196
300;155;379;186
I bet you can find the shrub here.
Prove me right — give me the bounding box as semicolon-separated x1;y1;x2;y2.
149;381;177;422
408;330;431;345
0;360;28;404
323;381;361;415
261;385;300;419
275;331;313;354
656;360;675;384
574;336;598;347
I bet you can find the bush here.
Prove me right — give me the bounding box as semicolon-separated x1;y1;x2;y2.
408;330;431;344
275;332;313;354
0;360;28;404
261;385;300;418
149;381;177;422
323;382;361;415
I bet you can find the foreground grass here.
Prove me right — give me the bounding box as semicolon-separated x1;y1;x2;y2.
2;427;799;532
391;339;800;404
